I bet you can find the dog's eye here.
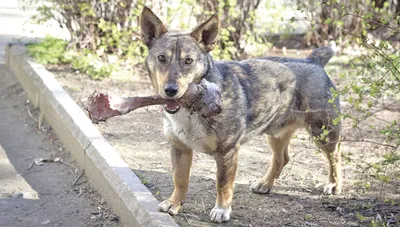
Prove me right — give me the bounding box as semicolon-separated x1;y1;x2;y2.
185;58;193;64
157;55;166;63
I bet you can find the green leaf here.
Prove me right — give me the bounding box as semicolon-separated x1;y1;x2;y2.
364;12;374;19
324;18;332;25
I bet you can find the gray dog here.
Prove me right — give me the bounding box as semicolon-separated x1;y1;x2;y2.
140;6;342;223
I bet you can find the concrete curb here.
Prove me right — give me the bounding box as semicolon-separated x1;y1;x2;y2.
6;45;178;227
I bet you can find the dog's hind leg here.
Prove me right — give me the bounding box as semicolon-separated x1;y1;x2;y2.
307;121;342;195
158;145;193;215
210;146;239;223
250;129;295;194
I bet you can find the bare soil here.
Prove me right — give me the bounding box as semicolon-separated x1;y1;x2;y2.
48;53;399;227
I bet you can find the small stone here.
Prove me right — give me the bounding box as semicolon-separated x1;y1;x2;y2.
109;215;119;222
40;220;50;225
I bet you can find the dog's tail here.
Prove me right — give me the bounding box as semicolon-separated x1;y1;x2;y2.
307;46;335;67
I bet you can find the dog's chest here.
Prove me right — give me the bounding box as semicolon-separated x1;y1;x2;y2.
163;109;216;153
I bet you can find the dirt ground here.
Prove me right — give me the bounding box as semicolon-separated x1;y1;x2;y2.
0;65;122;227
48;52;399;227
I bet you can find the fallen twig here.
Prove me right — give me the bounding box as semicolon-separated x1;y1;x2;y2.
185;213;200;220
201;197;206;213
74;180;87;186
26;106;38;122
300;185;312;192
27;161;35;170
209;190;216;199
341;139;397;149
77;187;84;197
26;157;57;170
72;170;85;186
289;148;307;172
181;213;191;225
26;157;82;185
59;159;79;173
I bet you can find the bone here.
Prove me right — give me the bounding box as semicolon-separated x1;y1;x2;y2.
85;79;222;123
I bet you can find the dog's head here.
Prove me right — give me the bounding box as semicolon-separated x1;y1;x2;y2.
140;6;219;111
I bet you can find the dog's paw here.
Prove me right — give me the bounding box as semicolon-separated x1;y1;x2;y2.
210;205;231;223
323;183;342;195
157;200;182;215
250;181;273;194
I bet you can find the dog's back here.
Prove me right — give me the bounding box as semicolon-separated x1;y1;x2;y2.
209;47;339;142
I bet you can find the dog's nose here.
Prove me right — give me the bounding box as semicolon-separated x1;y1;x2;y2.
164;83;179;97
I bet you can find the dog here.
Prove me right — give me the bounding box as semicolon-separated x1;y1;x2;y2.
140;6;342;223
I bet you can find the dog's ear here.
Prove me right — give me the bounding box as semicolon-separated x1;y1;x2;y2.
140;6;168;48
190;14;220;52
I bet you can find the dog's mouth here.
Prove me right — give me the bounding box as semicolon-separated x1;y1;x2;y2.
163;102;181;114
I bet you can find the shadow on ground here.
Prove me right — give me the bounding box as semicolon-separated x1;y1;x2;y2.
135;168;399;227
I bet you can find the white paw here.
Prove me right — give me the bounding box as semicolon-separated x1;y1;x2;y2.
157;200;181;215
210;205;231;223
250;181;272;194
323;183;336;195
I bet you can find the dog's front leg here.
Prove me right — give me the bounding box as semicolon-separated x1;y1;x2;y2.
158;145;193;215
210;148;239;223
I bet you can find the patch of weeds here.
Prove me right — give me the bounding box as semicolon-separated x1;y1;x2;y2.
342;152;353;164
355;180;371;191
370;220;386;227
356;212;368;221
70;51;116;80
26;35;137;80
361;202;374;210
384;198;397;206
26;36;68;65
141;178;149;185
304;214;313;221
135;171;149;186
377;174;391;183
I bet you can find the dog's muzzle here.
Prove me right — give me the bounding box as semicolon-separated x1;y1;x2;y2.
163;102;181;114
